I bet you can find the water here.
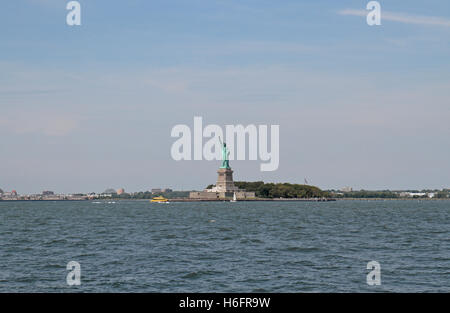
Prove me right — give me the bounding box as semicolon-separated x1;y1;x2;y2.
0;200;449;292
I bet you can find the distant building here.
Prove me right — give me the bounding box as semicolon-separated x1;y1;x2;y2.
2;190;19;198
151;188;162;194
400;192;428;198
117;188;125;195
42;191;54;196
104;188;116;194
162;188;173;193
341;187;353;192
0;188;3;195
409;192;426;197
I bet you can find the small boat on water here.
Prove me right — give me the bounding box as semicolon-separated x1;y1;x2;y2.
230;192;237;202
150;196;169;203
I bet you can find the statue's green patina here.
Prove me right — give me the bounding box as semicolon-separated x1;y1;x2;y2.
219;137;230;169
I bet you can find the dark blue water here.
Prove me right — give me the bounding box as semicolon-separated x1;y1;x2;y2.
0;200;449;292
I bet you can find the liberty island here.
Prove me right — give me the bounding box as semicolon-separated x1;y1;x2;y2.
189;137;256;200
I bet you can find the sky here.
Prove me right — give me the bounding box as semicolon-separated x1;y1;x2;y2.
1;0;450;194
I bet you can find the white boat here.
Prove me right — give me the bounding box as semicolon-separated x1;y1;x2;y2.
230;192;237;202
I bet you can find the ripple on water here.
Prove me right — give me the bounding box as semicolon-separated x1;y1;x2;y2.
285;246;321;253
181;270;222;280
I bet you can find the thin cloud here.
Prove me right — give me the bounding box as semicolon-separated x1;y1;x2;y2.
0;113;79;137
338;9;450;27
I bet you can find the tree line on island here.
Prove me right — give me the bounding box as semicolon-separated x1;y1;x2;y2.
207;181;330;198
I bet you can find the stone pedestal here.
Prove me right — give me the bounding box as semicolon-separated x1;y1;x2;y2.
188;165;256;200
216;168;239;192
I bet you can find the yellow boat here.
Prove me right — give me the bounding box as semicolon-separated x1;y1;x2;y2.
150;196;169;203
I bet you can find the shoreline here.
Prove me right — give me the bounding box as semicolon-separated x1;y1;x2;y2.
0;198;335;202
1;198;449;202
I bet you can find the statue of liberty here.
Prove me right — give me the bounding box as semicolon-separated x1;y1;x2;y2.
218;137;230;169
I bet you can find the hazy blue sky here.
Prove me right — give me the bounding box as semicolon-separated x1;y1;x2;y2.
1;0;450;193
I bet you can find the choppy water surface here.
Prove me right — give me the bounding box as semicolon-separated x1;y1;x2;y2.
0;200;448;292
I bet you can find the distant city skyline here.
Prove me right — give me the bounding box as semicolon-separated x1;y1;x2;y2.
1;0;450;194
